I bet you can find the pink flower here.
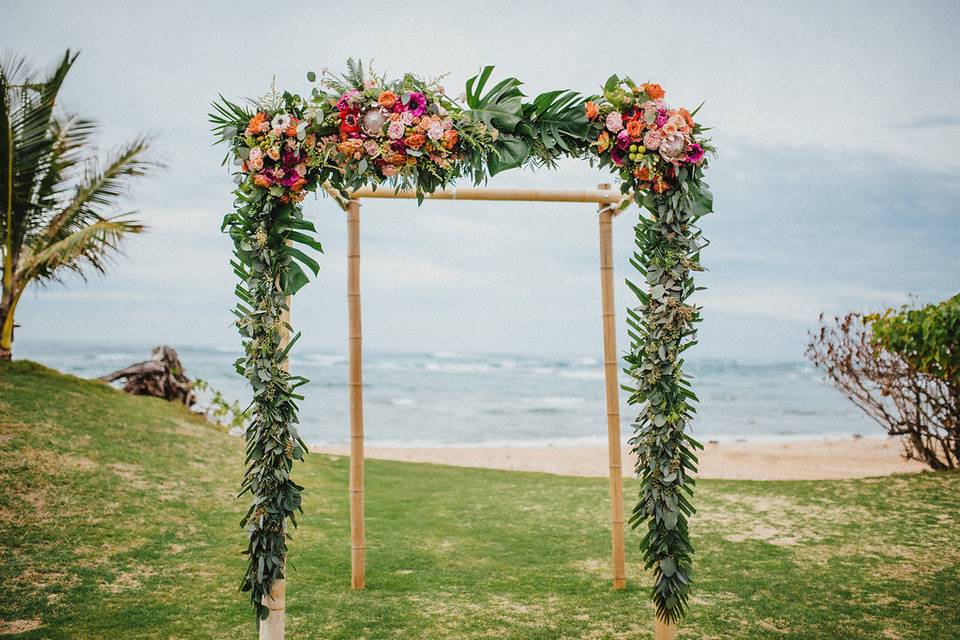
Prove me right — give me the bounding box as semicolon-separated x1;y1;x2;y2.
382;164;399;177
387;121;405;140
427;122;444;141
642;130;662;150
400;111;415;126
442;117;454;130
605;111;624;133
363;140;380;157
659;133;686;160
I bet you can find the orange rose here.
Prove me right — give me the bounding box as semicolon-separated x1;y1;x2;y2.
597;130;610;153
253;174;272;188
404;133;426;149
280;194;291;204
585;101;599;121
378;91;397;109
442;129;458;150
291;178;307;193
642;83;665;100
626;120;643;139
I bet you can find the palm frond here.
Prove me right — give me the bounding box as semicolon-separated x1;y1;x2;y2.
32;135;155;249
19;216;143;283
2;50;78;248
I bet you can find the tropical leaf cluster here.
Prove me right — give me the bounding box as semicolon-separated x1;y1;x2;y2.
1;50;155;359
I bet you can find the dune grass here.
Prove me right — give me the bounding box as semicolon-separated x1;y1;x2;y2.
1;360;958;639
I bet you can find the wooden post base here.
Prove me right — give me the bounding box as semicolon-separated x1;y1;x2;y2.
259;578;285;640
655;616;677;640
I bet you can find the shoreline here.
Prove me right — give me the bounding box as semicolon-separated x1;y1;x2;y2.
310;436;926;481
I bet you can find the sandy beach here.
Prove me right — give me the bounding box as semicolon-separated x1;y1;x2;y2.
312;437;926;481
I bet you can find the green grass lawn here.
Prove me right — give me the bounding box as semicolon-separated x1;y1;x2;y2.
1;360;958;639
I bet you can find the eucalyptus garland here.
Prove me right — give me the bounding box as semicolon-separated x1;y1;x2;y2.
221;188;319;621
212;62;713;625
625;176;712;623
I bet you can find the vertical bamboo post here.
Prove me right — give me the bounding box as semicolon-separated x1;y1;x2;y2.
347;198;366;590
655;617;678;640
598;184;627;591
259;578;285;640
260;257;292;640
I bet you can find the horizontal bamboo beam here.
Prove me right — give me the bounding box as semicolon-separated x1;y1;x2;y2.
350;187;624;204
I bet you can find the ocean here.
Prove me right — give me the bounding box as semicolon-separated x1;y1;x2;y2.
14;340;880;446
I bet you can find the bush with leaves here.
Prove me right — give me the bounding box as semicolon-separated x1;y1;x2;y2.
806;295;959;470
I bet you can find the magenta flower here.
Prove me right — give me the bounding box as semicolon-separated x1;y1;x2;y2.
686;143;705;164
616;129;631;151
404;91;427;117
611;147;625;166
656;110;668;128
280;169;302;188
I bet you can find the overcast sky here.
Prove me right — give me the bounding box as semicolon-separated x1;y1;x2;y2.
5;0;959;361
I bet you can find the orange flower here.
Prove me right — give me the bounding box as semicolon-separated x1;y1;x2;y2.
679;107;695;129
597;130;610;153
247;112;267;134
642;83;665;100
304;133;317;148
280;194;291;204
337;139;363;156
626;120;644;139
442;129;458;150
378;91;398;109
404;133;426;149
285;118;299;137
585;101;599;121
385;151;407;166
291;178;307;193
241;160;249;173
633;166;651;182
253;174;272;188
652;177;670;193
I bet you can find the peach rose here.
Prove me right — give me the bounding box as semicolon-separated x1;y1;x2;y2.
442;129;458;150
378;91;398;109
626;120;644;139
597;130;611;153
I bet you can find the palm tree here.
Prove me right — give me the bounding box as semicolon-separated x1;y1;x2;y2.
1;50;156;360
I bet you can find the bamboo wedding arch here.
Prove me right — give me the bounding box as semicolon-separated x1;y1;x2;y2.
214;68;711;640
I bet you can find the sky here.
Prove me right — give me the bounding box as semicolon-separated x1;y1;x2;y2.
4;0;959;361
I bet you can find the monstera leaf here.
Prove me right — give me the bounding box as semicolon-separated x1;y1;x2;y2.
465;66;525;133
522;89;591;153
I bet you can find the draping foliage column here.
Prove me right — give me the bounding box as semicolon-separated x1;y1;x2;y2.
626;174;712;622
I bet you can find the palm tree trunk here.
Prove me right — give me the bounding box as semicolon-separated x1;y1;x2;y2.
0;283;18;361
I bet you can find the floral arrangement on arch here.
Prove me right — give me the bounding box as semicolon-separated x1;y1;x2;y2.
587;77;711;195
224;61;497;206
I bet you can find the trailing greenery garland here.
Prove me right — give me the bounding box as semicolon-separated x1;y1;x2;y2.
211;62;713;626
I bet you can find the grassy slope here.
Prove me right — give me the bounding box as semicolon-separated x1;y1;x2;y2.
1;360;958;640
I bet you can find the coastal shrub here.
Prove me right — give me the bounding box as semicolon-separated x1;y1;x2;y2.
806;295;960;470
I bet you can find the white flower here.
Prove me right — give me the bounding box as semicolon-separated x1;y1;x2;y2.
427;122;444;141
400;111;414;126
271;114;292;131
658;133;686;159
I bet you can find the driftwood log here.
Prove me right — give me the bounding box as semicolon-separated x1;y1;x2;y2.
100;346;195;407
